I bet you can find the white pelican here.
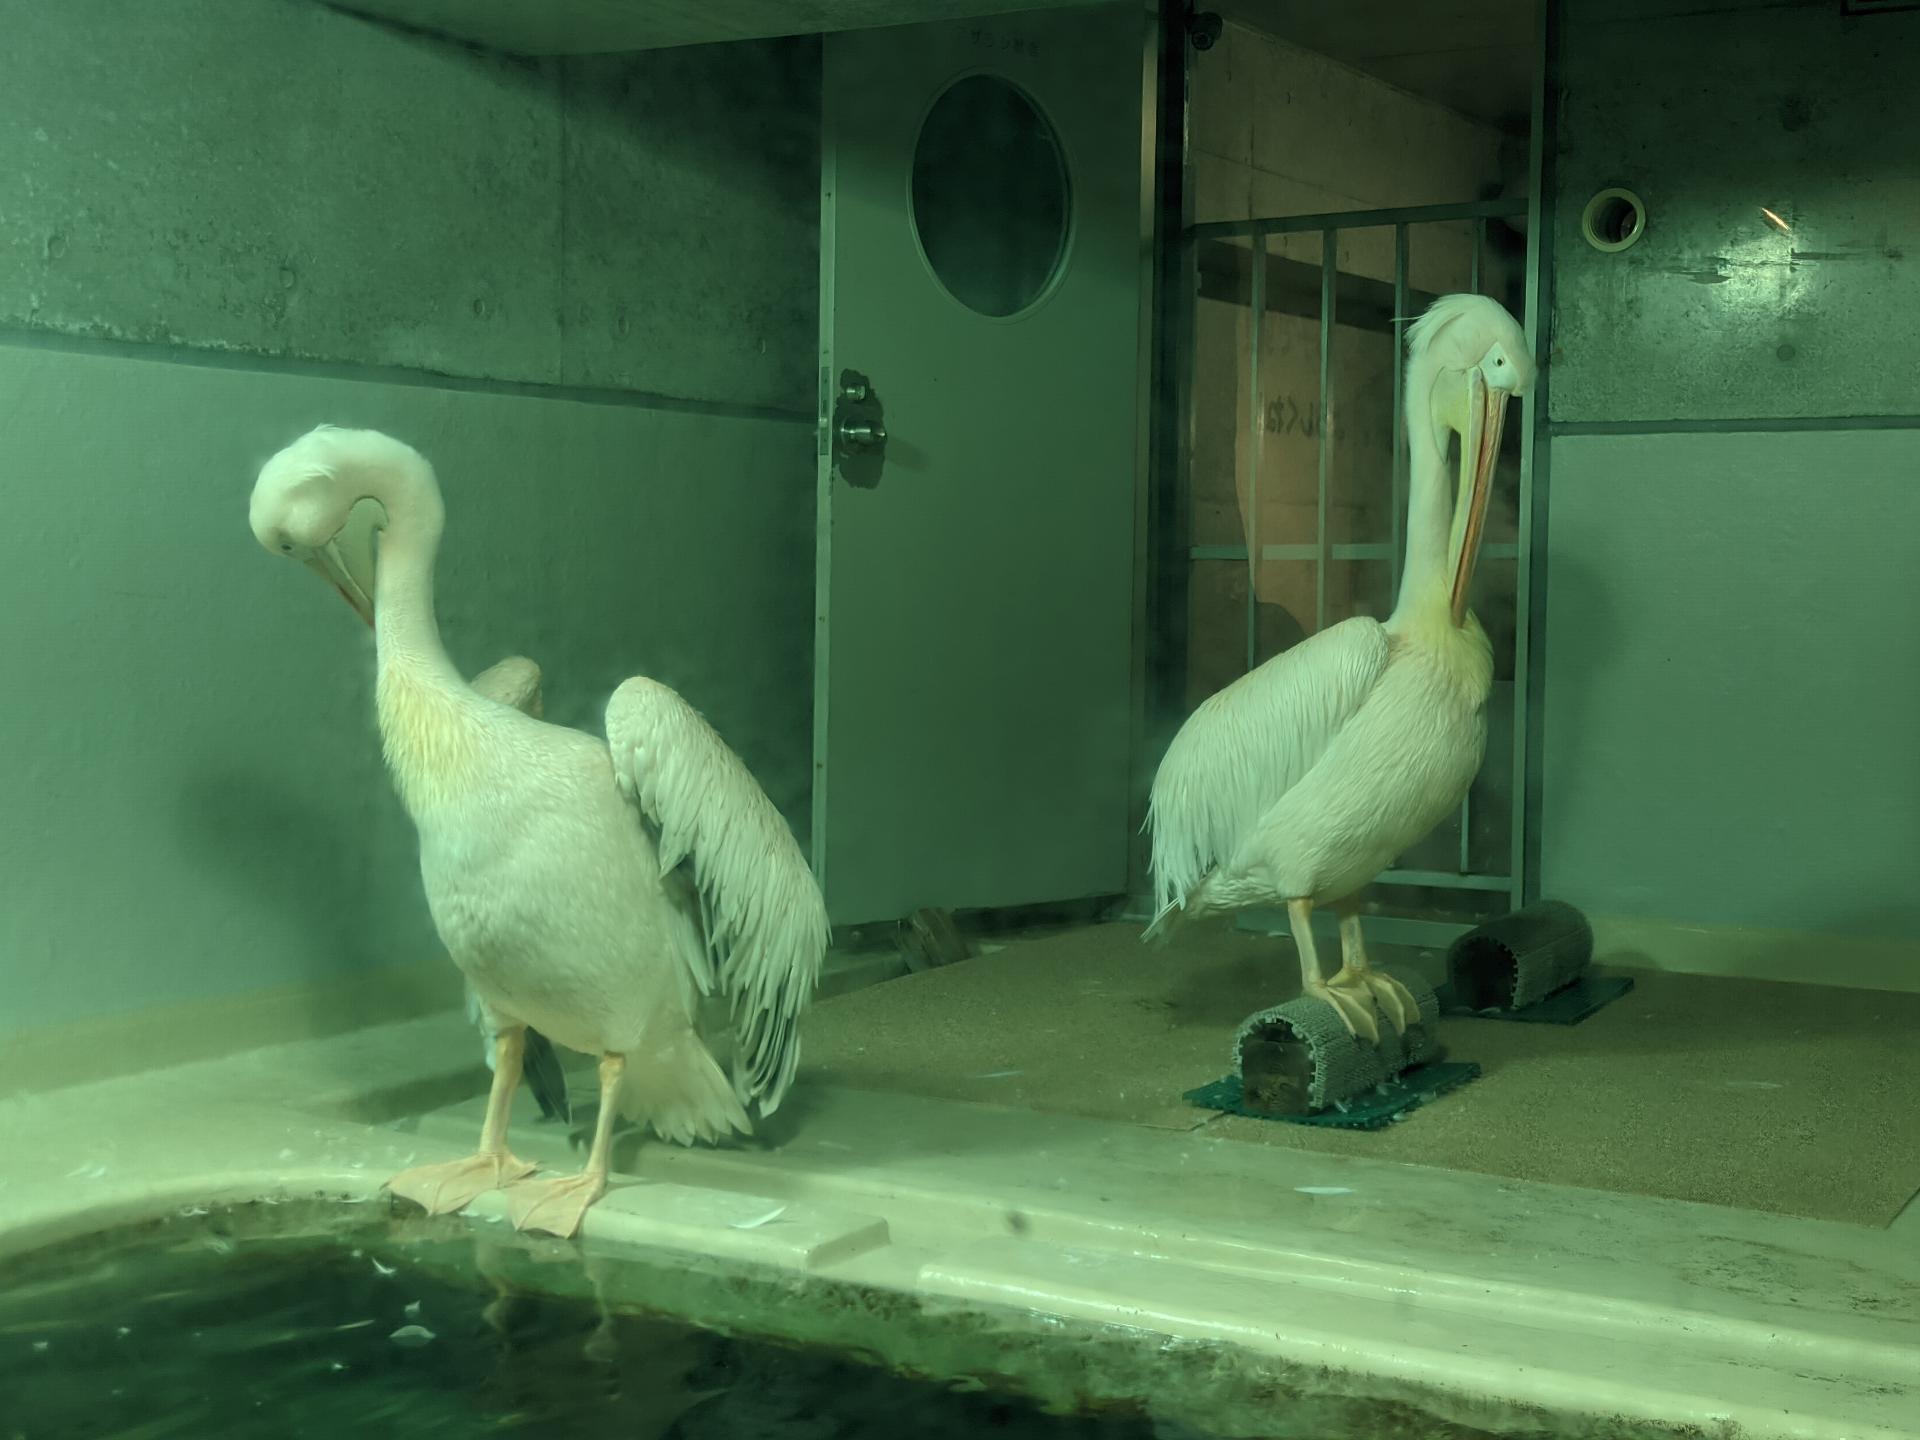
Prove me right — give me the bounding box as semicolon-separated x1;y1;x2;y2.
249;426;828;1237
1145;293;1532;1041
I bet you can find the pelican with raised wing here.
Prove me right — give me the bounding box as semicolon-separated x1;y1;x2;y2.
249;426;827;1237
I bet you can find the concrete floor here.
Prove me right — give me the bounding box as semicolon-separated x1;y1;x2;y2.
3;972;1917;1440
800;923;1920;1227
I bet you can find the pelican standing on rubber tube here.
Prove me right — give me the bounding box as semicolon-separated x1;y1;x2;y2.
248;427;828;1238
1144;293;1533;1041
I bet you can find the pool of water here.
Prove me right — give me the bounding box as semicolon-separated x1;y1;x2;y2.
0;1201;1545;1440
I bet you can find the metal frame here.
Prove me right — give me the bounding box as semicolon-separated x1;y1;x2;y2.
1182;194;1538;916
1133;0;1194;903
1518;0;1558;909
1127;0;1182;904
1192;541;1520;563
810;76;841;888
1245;227;1265;669
1189;196;1531;241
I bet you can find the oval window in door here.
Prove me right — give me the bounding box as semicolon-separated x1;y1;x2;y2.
910;74;1071;319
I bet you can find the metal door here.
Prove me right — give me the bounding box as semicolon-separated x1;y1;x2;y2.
814;4;1150;924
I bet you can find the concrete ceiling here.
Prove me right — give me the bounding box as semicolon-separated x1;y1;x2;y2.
1214;0;1535;132
325;0;1113;54
326;0;1533;132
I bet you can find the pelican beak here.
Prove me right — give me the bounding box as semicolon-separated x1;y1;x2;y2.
303;497;382;628
1447;366;1508;627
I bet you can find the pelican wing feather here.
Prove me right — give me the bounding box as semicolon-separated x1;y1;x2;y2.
1146;616;1390;919
605;677;827;1117
470;655;543;717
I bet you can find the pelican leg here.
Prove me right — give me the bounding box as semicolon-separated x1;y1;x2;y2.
388;1027;538;1216
1288;899;1379;1042
504;1053;625;1239
1328;908;1419;1037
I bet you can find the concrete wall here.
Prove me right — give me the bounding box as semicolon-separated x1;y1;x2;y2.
1549;0;1920;425
0;0;821;1059
0;0;818;411
1189;21;1517;241
1539;0;1920;973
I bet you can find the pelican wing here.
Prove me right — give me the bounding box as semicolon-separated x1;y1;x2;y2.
1147;616;1389;915
471;654;543;718
605;677;828;1116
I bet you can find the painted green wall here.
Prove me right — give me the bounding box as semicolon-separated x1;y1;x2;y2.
1541;430;1920;939
1541;0;1920;943
0;1;820;1039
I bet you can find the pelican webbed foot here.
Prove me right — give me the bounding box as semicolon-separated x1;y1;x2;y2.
503;1171;609;1239
1288;898;1380;1043
1326;965;1418;1037
388;1151;537;1216
1302;977;1383;1043
1328;908;1418;1038
502;1051;626;1240
389;1024;539;1216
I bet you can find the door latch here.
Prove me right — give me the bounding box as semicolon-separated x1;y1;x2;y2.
830;369;887;488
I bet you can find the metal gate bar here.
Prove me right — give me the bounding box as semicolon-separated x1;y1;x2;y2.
1190;196;1524;240
1391;224;1410;597
1245;226;1266;672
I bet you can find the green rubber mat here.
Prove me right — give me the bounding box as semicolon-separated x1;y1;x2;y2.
1185;1060;1482;1131
1438;974;1636;1025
